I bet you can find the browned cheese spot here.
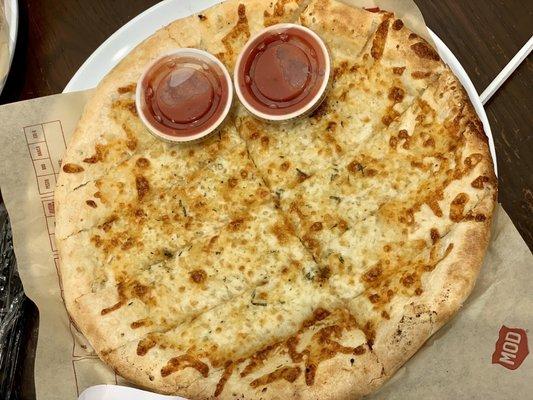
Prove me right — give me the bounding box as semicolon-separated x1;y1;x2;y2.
310;221;323;232
100;301;123;315
86;200;97;208
389;136;399;149
371;19;389;60
430;228;440;244
62;163;84;173
122;123;138;150
136;176;149;200
216;4;250;65
280;161;291;171
161;355;209;378
381;310;390;320
241;343;280;377
410;42;440;61
263;0;292;26
117;83;136;94
214;362;235;396
100;215;118;232
83;144;108;164
392;19;404;30
450;192;469;222
229;218;245;231
411;71;432;79
471;175;490;189
388;86;405;102
228;177;238;188
261;135;270;148
136;157;150;169
296;168;310;182
393;66;406;75
250;366;301;388
362;265;383;283
382;109;400;126
130;318;152;329
136;337;156;356
190;269;207;284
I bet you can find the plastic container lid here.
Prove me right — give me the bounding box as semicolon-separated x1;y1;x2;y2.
136;48;233;142
234;23;331;121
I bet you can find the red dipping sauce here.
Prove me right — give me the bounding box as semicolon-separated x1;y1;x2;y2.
235;23;331;121
136;49;233;142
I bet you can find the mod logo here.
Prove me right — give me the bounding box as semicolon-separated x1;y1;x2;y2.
492;326;529;370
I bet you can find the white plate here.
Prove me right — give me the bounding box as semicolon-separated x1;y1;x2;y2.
64;0;497;173
0;0;18;93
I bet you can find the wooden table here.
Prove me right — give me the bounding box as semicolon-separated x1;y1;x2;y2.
0;1;531;398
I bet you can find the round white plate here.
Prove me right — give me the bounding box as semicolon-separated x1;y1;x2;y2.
64;0;497;172
0;0;18;93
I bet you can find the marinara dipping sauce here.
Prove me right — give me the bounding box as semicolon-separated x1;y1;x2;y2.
235;23;331;121
136;49;233;142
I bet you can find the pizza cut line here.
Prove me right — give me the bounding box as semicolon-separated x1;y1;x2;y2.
55;0;497;399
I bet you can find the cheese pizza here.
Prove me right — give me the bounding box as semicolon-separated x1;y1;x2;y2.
55;0;497;398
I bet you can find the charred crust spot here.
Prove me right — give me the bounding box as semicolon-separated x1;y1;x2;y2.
190;269;207;284
86;200;97;208
198;14;207;21
135;157;150;169
136;176;149;200
393;66;406;75
410;42;440;61
392;19;404;30
62;163;84;173
371;20;389;60
388;86;405;102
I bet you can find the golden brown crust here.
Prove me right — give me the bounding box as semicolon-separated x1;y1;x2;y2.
55;0;497;398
